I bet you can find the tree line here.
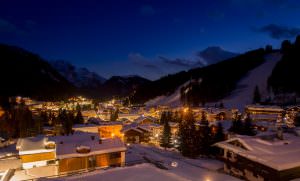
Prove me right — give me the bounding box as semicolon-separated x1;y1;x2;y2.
159;110;225;157
0;98;84;138
159;109;256;158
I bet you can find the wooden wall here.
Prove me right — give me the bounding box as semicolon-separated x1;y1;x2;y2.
20;152;55;163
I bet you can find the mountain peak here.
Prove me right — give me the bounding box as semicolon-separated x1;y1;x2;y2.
50;60;106;88
197;46;239;65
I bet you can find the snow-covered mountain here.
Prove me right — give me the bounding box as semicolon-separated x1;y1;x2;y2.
218;52;282;110
145;52;282;110
197;46;239;65
0;44;76;99
50;60;106;89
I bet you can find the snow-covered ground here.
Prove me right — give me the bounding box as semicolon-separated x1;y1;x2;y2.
146;52;282;111
57;164;185;181
11;165;58;181
220;52;282;110
128;144;239;181
52;144;240;181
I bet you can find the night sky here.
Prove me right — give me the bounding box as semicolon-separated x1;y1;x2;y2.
1;0;300;80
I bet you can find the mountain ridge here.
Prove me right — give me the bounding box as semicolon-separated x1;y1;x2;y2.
50;60;106;89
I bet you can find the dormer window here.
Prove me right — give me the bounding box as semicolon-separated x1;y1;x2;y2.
76;146;91;153
228;140;249;150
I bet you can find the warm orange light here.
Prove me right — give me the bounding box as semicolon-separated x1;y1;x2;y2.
183;107;189;113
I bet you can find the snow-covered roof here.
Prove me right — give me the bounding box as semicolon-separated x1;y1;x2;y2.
17;136;55;155
245;104;283;112
73;124;99;133
202;108;229;115
215;133;300;171
249;114;279;121
49;131;126;159
123;127;144;134
121;121;161;133
134;116;157;124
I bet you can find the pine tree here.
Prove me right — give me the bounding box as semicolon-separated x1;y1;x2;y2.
219;102;224;109
294;114;300;127
160;118;171;149
172;111;180;123
253;85;261;104
210;122;225;155
75;110;84;124
59;109;73;135
15;100;36;138
109;108;119;122
178;109;198;157
214;122;225;142
199;111;212;155
114;108;119;121
40;111;49;125
243;114;256;136
159;111;167;125
76;103;81;112
229;114;243;134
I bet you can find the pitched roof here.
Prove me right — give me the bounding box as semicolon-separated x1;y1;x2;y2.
215;134;300;171
49;131;126;159
17;136;55;155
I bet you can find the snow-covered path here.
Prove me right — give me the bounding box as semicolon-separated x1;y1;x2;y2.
220;52;282;110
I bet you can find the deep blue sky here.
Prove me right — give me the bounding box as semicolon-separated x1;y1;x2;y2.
1;0;300;80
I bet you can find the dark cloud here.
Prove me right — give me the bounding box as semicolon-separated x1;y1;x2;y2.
144;64;159;69
159;56;206;67
257;24;300;39
139;5;156;16
0;18;34;36
0;18;18;33
128;53;160;70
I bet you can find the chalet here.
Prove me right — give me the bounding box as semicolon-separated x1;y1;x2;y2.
98;122;124;140
82;110;98;123
16;136;56;169
122;125;151;143
73;124;99;134
214;134;300;181
122;121;179;145
150;122;179;145
190;107;238;122
74;122;124;140
50;131;126;174
245;105;284;121
134;116;158;125
285;105;300;121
